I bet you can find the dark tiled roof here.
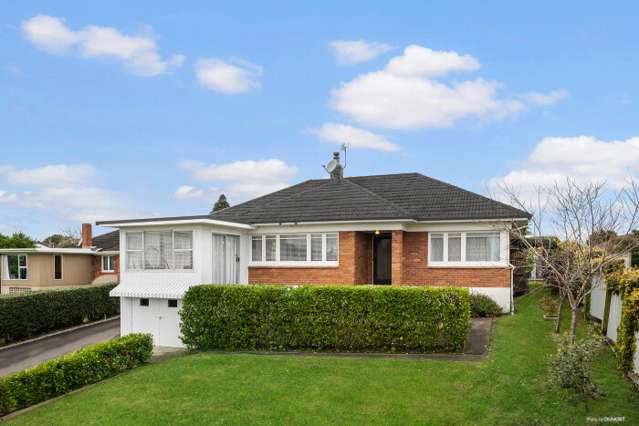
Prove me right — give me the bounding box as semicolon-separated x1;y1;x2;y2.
210;173;530;224
92;230;119;251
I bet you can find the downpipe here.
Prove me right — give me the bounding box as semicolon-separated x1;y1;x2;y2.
508;263;515;315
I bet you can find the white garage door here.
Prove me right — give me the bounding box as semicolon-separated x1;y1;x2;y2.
130;297;183;347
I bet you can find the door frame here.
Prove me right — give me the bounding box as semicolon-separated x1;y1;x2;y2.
372;233;392;285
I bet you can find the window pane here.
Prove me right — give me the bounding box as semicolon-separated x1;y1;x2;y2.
18;256;27;267
251;236;262;262
54;255;62;279
326;233;338;261
448;233;461;262
7;256;19;279
126;232;143;250
144;231;173;269
127;252;143;270
174;231;193;250
19;267;27;280
265;236;277;261
311;234;322;261
430;234;444;262
466;233;500;262
280;234;307;261
174;251;193;269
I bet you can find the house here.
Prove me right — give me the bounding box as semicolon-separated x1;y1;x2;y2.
98;156;530;347
0;224;120;294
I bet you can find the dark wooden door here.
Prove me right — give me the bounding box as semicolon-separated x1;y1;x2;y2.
373;235;391;285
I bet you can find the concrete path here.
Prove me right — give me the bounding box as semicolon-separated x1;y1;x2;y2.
0;318;120;377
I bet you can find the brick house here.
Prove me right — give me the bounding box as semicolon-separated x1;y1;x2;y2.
98;159;529;347
0;224;119;294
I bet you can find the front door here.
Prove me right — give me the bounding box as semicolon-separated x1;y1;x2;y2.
373;234;391;285
212;234;240;284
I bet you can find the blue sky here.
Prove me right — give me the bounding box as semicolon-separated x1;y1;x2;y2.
1;1;639;238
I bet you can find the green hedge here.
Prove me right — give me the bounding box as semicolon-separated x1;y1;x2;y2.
0;284;119;345
0;333;153;415
181;285;470;353
470;293;503;317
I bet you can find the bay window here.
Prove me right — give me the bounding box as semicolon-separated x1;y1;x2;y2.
429;231;503;265
126;230;193;271
250;233;339;265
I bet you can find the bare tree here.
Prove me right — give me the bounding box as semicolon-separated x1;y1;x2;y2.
502;178;639;341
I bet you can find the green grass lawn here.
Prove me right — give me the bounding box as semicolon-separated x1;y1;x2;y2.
7;287;639;425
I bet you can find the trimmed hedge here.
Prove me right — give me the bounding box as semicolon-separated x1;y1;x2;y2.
181;285;470;353
0;333;153;415
470;293;503;317
0;284;119;345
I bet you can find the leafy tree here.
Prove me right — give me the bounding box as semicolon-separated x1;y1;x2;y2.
211;194;230;213
41;233;80;248
0;232;37;249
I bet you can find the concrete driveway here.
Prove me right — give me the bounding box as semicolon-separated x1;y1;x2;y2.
0;317;120;377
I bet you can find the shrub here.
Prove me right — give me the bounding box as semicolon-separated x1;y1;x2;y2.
181;285;470;353
470;293;503;317
0;284;119;345
0;333;153;415
547;329;604;407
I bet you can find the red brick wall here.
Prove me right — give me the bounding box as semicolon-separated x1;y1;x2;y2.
354;232;372;284
249;232;365;285
401;231;510;288
92;255;120;282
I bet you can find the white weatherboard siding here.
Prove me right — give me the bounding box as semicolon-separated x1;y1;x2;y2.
469;287;511;313
606;293;623;342
123;297;183;347
589;274;606;321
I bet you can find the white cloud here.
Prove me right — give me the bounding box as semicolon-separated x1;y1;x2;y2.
384;45;479;77
311;123;400;152
330;40;393;65
330;44;565;130
179;159;297;199
195;59;262;94
174;185;219;201
519;89;569;106
489;136;639;199
0;163;135;223
22;15;184;76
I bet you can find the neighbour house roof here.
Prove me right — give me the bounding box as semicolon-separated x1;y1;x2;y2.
97;173;530;227
92;230;119;252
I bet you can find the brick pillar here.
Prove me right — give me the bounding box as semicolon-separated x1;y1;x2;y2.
391;230;404;285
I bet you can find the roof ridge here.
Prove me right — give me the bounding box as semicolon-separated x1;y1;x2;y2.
342;179;413;218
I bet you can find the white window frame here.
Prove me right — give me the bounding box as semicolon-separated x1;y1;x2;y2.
53;254;63;280
101;255;115;273
249;232;339;267
125;230;194;271
4;254;28;280
428;231;506;267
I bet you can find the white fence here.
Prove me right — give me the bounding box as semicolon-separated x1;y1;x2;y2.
590;273;639;375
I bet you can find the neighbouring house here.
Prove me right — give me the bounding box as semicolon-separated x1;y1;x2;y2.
99;154;530;347
0;224;120;294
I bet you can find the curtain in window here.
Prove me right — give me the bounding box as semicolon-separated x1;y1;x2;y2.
326;233;338;261
311;234;322;261
126;233;144;270
280;234;307;261
430;234;444;261
174;231;193;269
212;234;239;284
144;231;173;269
466;233;500;261
251;236;262;262
265;236;276;261
447;233;462;262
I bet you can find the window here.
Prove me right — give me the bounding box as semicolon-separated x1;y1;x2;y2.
429;232;503;265
251;236;262;262
126;231;193;270
250;233;339;265
280;234;307;261
54;255;63;280
6;255;27;280
430;233;444;262
140;298;149;307
101;255;116;272
168;299;178;308
466;232;500;262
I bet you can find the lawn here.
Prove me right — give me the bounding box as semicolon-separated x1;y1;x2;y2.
7;287;639;425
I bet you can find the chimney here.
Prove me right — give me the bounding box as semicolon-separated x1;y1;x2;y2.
330;152;343;180
81;223;92;248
